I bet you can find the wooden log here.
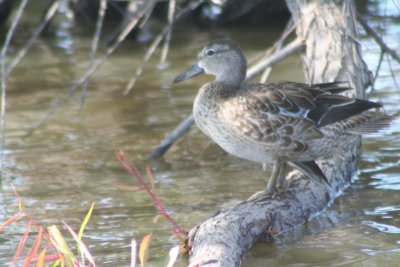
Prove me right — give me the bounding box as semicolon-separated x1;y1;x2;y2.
187;1;370;266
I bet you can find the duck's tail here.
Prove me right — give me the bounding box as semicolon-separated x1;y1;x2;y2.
288;161;330;186
343;111;397;135
304;82;384;127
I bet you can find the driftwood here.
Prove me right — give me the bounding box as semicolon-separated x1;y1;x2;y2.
187;1;370;266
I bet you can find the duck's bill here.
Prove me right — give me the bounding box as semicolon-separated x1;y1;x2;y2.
173;62;204;83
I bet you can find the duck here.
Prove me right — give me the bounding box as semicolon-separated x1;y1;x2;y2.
173;39;390;197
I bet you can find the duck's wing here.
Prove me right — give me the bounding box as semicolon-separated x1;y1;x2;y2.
290;82;382;126
219;81;382;153
218;83;324;154
242;81;382;126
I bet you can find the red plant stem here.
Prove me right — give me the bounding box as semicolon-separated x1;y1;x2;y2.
172;228;184;243
116;150;188;237
30;254;61;262
0;213;26;231
23;226;43;266
10;186;55;247
12;219;33;264
2;187;67;265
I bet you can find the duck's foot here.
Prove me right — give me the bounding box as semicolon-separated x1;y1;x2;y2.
247;161;287;201
247;190;273;201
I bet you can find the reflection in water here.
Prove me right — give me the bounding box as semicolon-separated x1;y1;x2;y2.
55;0;75;56
362;221;400;234
364;205;400;217
370;172;400;191
1;2;400;267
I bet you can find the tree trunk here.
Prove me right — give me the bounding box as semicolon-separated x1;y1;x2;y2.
187;1;370;266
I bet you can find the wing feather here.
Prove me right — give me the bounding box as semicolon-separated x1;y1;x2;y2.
218;81;381;155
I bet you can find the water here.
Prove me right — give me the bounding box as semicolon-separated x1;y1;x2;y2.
1;2;400;266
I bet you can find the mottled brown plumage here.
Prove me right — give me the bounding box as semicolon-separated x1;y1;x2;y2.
174;39;391;196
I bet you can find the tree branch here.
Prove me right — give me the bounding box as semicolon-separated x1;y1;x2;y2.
1;0;30;179
246;38;304;80
149;115;194;159
357;13;400;64
7;0;60;77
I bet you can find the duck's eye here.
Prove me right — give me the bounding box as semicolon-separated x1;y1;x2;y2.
207;50;215;56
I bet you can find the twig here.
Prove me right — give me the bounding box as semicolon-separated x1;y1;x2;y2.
123;32;164;96
246;38;305;80
80;0;107;108
368;51;384;95
7;0;60;77
160;0;176;66
116;149;188;237
386;53;400;90
357;13;400;64
138;3;156;30
1;0;30;179
149;116;194;159
105;0;155;46
259;18;294;83
23;1;156;138
149;38;305;159
123;0;205;96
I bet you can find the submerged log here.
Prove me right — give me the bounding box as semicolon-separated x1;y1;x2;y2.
187;1;370;266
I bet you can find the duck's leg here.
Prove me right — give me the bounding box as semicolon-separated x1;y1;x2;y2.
248;160;285;200
277;162;287;187
265;160;284;194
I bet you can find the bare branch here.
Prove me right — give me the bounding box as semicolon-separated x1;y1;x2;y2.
23;1;156;138
259;18;294;83
149;115;194;159
246;38;305;81
369;51;384;94
123;0;205;96
123;32;164;96
159;0;176;66
80;0;107;108
1;0;30;178
386;53;400;90
357;13;400;64
7;0;60;77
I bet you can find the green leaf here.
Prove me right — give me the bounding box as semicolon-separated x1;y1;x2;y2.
78;202;95;255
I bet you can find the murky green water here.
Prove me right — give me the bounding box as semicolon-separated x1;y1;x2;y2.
1;2;400;266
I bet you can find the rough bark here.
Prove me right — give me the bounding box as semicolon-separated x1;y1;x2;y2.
187;1;370;266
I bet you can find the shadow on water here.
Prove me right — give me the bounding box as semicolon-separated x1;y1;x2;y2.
1;1;400;266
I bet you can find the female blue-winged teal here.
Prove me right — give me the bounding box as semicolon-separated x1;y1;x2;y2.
174;39;389;197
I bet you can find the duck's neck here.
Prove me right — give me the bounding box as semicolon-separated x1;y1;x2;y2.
214;60;246;88
199;81;239;102
215;74;244;88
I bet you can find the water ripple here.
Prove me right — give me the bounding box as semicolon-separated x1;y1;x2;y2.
370;173;400;190
362;221;400;234
364;205;400;217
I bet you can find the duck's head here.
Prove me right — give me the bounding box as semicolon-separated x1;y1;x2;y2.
174;39;247;87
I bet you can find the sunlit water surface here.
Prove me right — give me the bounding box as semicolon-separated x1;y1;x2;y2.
0;3;399;266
